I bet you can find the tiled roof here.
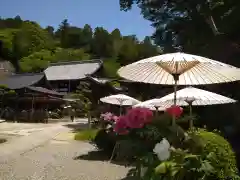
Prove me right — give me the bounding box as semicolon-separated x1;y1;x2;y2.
27;86;64;96
44;59;102;81
0;73;44;90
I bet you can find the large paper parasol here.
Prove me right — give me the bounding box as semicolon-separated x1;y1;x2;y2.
100;94;141;114
140;87;237;127
134;100;169;111
118;52;240;124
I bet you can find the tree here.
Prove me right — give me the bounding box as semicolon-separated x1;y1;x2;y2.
12;22;54;60
0;15;160;73
52;48;91;62
58;19;70;48
56;22;92;49
0;16;23;29
119;0;240;55
91;27;113;57
67;26;84;48
118;35;139;65
45;26;54;37
0;29;17;60
70;81;93;128
137;36;159;59
81;24;93;51
111;28;121;39
102;58;120;78
110;28;122;58
20;48;91;72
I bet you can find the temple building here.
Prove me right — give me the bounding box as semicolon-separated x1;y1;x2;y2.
44;60;103;93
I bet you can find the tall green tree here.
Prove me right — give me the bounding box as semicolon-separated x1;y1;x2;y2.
12;22;54;58
110;28;122;58
81;24;93;51
67;26;84;48
118;35;139;65
45;26;54;37
56;22;93;49
58;19;70;48
91;27;113;57
119;0;240;55
137;36;159;59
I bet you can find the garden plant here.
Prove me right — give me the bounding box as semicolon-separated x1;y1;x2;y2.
94;107;240;180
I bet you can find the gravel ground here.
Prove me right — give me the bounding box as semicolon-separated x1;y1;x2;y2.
0;122;54;132
0;139;130;180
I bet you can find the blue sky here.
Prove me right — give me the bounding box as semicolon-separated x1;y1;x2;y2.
0;0;154;40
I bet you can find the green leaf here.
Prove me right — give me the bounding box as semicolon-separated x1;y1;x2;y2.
200;160;214;173
184;154;199;160
155;162;176;174
170;167;179;177
155;163;167;174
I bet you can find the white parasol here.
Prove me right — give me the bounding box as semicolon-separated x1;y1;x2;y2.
134;103;156;111
118;52;240;125
100;94;141;114
145;87;237;127
118;52;240;85
134;100;169;111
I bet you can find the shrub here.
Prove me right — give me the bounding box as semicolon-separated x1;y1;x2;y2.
74;129;99;141
93;129;117;153
48;112;61;119
115;138;154;162
192;129;238;179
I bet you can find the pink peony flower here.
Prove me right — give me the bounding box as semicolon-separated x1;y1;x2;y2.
114;116;129;135
113;107;154;134
100;112;114;121
112;115;119;122
166;105;183;118
125;107;153;129
141;108;154;123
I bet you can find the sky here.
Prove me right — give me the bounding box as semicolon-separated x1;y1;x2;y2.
0;0;154;40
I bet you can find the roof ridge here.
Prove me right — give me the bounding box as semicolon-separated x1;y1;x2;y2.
49;59;103;66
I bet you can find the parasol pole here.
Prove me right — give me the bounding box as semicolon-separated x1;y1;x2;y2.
189;102;193;128
172;73;179;126
120;105;122;115
119;99;123;115
154;106;158;116
186;99;194;129
189;104;192;116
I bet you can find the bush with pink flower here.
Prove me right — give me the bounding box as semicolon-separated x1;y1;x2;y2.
99;112;118;128
94;107;165;161
113;107;153;134
97;106;186;160
93;106;239;180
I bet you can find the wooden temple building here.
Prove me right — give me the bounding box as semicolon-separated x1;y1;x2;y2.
0;73;64;122
44;60;103;93
0;58;174;122
0;59;127;122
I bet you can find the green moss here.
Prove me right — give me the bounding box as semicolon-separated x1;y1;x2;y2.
74;129;99;141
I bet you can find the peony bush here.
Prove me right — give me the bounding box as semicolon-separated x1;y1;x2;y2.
94;107;239;180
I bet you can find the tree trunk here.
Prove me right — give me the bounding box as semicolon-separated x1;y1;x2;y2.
88;111;91;129
205;15;220;36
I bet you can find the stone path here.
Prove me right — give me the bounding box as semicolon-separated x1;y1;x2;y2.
0;122;130;180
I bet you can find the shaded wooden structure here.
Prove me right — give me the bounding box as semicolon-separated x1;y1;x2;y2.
44;60;103;93
0;73;65;122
